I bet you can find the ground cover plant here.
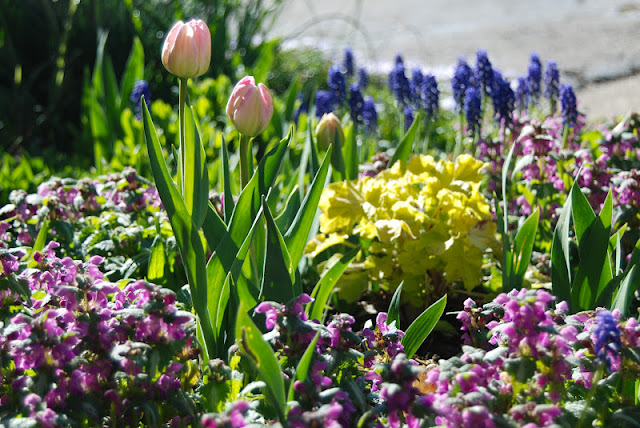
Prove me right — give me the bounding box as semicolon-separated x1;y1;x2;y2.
2;7;640;428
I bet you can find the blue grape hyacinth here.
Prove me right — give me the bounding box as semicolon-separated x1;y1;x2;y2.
362;96;378;134
464;87;481;137
410;68;424;105
315;90;333;118
328;65;347;106
389;61;411;106
421;74;439;119
475;49;494;95
594;310;622;371
544;60;560;104
344;47;354;77
348;83;365;126
130;80;151;120
528;53;542;101
515;76;530;111
358;67;369;90
491;71;515;124
451;57;475;110
560;84;577;127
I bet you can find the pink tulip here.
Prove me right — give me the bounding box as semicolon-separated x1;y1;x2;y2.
226;76;274;137
162;20;211;79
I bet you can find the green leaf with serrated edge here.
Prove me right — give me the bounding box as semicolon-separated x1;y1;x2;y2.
551;188;573;308
387;281;404;329
287;332;320;402
389;111;422;168
285;146;332;269
221;135;234;224
307;248;359;323
119;37;144;111
401;294;447;358
147;236;166;282
261;199;296;302
27;217;49;268
183;106;209;229
343;121;359;180
236;303;286;420
142;100;214;360
512;209;539;290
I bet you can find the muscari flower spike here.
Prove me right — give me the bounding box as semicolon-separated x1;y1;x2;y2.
544;60;560;102
515;76;530;111
389;61;411;106
344;47;354;77
451;57;475;109
348;83;365;126
528;52;542;100
421;74;440;118
362;96;378;134
328;65;347;106
560;84;577;127
475;49;494;95
464;87;482;136
358;67;369;90
315;90;333;118
411;68;424;105
491;71;515;124
130;80;151;120
594;310;622;371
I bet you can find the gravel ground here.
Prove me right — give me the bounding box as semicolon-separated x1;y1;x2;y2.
269;0;640;120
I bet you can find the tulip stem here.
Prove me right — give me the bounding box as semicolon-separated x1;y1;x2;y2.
239;134;253;189
179;77;188;196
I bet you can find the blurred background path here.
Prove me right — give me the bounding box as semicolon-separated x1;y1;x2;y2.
269;0;640;121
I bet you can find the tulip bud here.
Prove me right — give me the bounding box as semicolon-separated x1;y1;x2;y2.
315;113;344;152
226;76;274;137
162;19;211;79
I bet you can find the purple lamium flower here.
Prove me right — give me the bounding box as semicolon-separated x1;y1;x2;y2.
343;47;354;76
475;49;494;95
451;57;475;110
527;53;542;100
315;90;333;118
130;80;151;120
328;65;347;106
560;84;577;127
594;310;622;371
464;87;482;137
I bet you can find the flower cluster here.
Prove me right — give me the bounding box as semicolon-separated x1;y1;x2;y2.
0;241;199;427
306;154;497;307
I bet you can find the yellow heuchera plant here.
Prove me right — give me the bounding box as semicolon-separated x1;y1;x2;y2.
305;154;498;307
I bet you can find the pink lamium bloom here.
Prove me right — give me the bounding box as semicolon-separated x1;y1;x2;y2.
162;20;211;79
226;76;274;137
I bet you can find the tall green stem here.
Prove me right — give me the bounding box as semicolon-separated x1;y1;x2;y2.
239;134;253;189
179;77;188;195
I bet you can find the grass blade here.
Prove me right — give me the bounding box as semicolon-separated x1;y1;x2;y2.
389;111;422;168
387;281;403;329
287;332;320;402
308;248;359;322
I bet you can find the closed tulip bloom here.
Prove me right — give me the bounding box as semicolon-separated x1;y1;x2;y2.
226;76;274;137
315;113;344;152
162;19;211;79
